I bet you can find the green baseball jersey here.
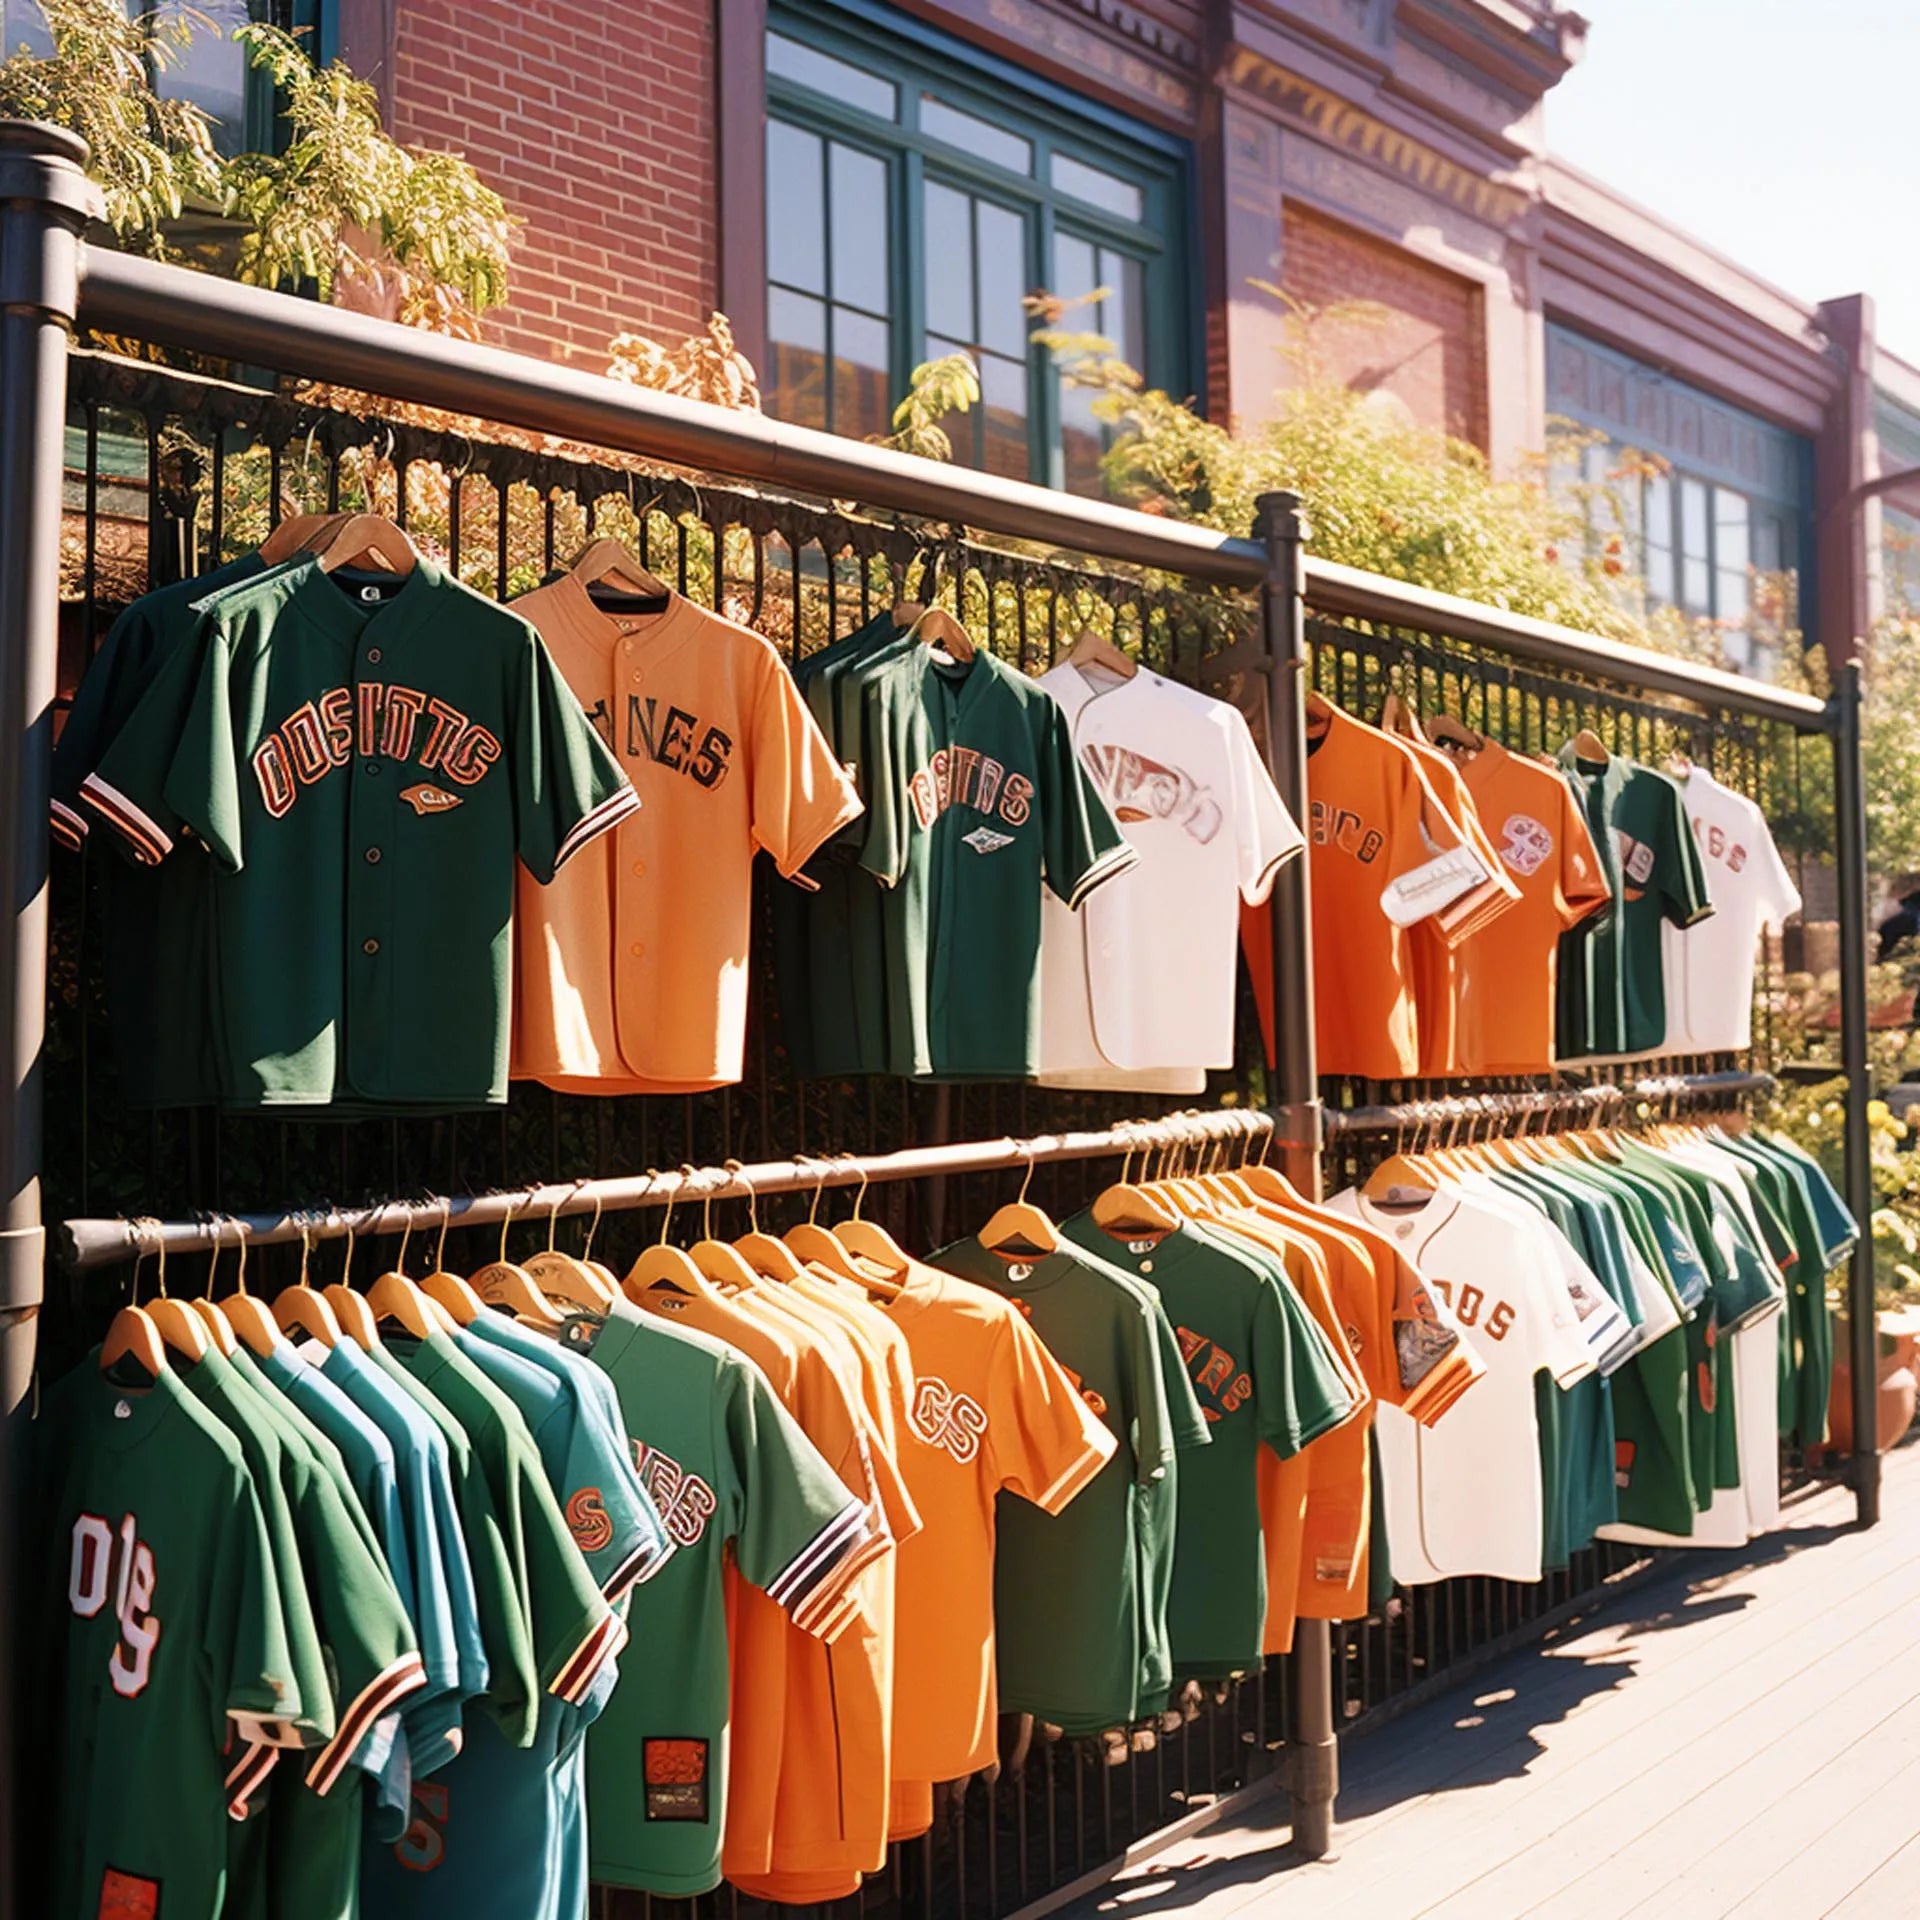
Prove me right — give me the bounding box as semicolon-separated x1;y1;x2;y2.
929;1235;1197;1731
1062;1215;1358;1679
1555;748;1713;1057
858;645;1137;1078
81;554;638;1106
34;1358;306;1920
572;1301;875;1895
52;555;271;1106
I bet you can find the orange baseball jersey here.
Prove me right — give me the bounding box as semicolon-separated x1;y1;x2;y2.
511;576;861;1092
877;1259;1117;1792
1446;738;1612;1073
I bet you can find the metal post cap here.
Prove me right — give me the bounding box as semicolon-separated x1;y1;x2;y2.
0;118;103;225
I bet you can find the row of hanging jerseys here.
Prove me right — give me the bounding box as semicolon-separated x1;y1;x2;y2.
1242;694;1803;1081
39;1119;1850;1918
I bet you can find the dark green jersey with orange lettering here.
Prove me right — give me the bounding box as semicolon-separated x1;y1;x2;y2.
81;555;636;1107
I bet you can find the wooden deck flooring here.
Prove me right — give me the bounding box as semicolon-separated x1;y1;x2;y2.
1074;1443;1920;1920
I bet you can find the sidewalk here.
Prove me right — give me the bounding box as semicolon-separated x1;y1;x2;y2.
1070;1443;1919;1920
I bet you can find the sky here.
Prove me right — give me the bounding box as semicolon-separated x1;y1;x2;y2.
1544;1;1920;365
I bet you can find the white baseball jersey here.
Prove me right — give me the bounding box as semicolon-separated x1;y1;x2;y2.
1661;768;1799;1053
1328;1184;1595;1584
1037;663;1302;1091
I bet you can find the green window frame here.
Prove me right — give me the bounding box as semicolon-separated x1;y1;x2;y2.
764;0;1193;493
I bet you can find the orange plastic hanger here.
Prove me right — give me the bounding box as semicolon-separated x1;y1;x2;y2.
688;1167;767;1292
725;1161;810;1282
827;1157;909;1297
415;1200;487;1326
626;1173;720;1304
784;1158;871;1283
274;1218;343;1347
978;1148;1059;1259
142;1233;208;1366
468;1191;567;1333
523;1185;617;1312
208;1219;282;1357
321;1216;382;1346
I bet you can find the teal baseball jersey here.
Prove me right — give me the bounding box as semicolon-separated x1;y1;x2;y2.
34;1358;306;1920
80;554;638;1106
52;554;271;1105
573;1301;877;1895
1555;747;1713;1057
1063;1214;1360;1678
858;644;1138;1078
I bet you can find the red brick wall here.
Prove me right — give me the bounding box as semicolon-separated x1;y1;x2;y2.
391;0;717;362
1279;202;1488;450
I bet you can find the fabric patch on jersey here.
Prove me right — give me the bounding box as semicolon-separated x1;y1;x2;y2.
962;826;1014;855
1394;1314;1458;1394
399;782;463;816
1614;1439;1637;1489
1618;830;1656;893
909;1376;988;1462
1312;1552;1355;1584
1498;811;1553;877
643;1737;711;1821
97;1867;161;1920
1080;742;1223;844
566;1486;615;1552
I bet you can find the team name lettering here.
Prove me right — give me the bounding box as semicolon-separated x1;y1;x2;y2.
395;1780;450;1873
251;683;501;818
1498;812;1553;877
1424;1275;1515;1341
908;748;1034;832
1173;1325;1253;1421
1690;818;1748;872
565;1487;614;1554
1309;800;1385;864
1082;743;1222;844
631;1441;718;1547
625;697;734;788
68;1511;161;1697
909;1376;988;1463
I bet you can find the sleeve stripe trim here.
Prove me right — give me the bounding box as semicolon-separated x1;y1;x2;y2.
225;1741;278;1819
553;784;642;874
765;1500;869;1608
1066;842;1141;911
50;798;87;847
551;1609;630;1705
600;1537;658;1605
78;774;170;866
305;1653;429;1796
1032;1432;1118;1515
789;1526;890;1635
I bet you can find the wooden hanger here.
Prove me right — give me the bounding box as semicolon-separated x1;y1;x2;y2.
1425;711;1485;753
1568;726;1609;762
273;1219;343;1346
257;510;342;567
722;1161;809;1282
322;1217;382;1346
688;1167;767;1292
1064;626;1138;682
624;1172;718;1304
978;1149;1059;1259
1378;691;1427;743
359;1202;443;1339
188;1296;238;1358
101;1306;166;1379
147;1298;208;1364
467;1190;567;1332
206;1220;281;1357
569;535;673;605
826;1157;908;1297
784;1157;870;1282
892;599;976;663
410;1198;487;1325
312;512;417;577
523;1186;617;1312
1091;1131;1180;1236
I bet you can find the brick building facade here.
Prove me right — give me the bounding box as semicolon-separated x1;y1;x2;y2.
320;0;1920;672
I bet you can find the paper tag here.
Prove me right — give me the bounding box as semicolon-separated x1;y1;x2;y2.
1378;846;1490;926
97;1868;161;1920
643;1737;710;1821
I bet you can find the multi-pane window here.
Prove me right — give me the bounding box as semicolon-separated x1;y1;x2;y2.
764;7;1190;492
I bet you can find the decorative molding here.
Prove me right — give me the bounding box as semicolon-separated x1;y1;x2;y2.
914;0;1200;118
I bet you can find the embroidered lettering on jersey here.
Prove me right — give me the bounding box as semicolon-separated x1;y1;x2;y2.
1172;1325;1252;1421
1498;811;1553;877
1424;1274;1515;1341
400;783;462;817
69;1511;162;1698
565;1487;615;1553
630;1443;718;1547
909;1376;988;1462
624;697;734;789
1080;742;1222;843
1309;799;1385;864
251;683;501;818
907;746;1035;831
1617;830;1656;894
1691;816;1749;872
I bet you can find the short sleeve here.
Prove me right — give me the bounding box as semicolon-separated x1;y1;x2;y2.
1750;813;1802;931
1038;692;1138;908
1226;705;1303;905
510;629;640;885
722;1358;877;1638
546;1393;668;1601
984;1312;1117;1513
1556;782;1612;927
1519;1220;1599;1388
445;1452;539;1746
206;1468;301;1814
1656;780;1714;929
51;601;167;850
750;651;863;878
1250;1275;1361;1459
83;619;239;869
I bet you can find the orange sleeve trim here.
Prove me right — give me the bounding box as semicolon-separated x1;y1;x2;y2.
1032;1425;1118;1515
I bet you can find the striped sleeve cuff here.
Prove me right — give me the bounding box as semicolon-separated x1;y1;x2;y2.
79;773;172;866
225;1739;279;1820
768;1499;887;1638
50;797;87;851
601;1533;664;1605
550;1608;630;1706
551;783;641;876
1033;1427;1118;1515
1065;841;1140;911
306;1653;429;1796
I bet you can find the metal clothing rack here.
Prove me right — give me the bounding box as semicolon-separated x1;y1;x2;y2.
1323;1071;1778;1139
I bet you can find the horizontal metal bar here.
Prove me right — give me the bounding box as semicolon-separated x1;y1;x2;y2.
1304;560;1832;730
1324;1069;1775;1137
75;251;1267;587
57;1105;1274;1273
75;253;1835;730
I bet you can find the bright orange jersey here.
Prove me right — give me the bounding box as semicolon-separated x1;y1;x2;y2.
1447;738;1612;1073
511;577;860;1092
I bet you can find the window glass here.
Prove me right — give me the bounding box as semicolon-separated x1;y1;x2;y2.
829;144;889;314
1051;152;1145;221
769;288;829;429
1643;474;1674;605
919;94;1032;174
923;181;974;336
152;0;252;158
767;121;826;297
767;30;898;118
3;0;53;56
1680;477;1710;610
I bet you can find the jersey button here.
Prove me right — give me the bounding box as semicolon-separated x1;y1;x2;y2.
632;859;647;878
365;848;382;865
365;762;380;776
363;937;380;955
366;647;382;665
629;941;644;958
